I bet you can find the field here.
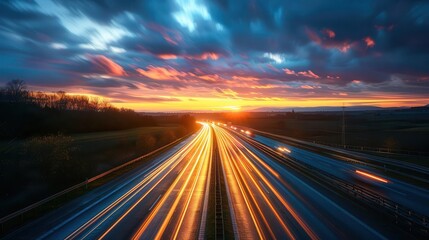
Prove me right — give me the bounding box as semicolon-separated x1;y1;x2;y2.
0;125;188;216
244;112;428;150
197;109;429;166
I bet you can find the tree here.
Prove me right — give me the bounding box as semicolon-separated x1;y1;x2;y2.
5;79;28;102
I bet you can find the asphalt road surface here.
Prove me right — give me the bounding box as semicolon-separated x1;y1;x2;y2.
4;122;428;239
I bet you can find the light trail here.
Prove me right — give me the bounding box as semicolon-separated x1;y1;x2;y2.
65;127;210;240
6;121;426;240
355;170;389;183
216;128;265;239
213;125;319;239
131;123;212;239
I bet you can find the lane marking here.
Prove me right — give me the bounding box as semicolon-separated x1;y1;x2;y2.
259;180;270;194
149;195;162;211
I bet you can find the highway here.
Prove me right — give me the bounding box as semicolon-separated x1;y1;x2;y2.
3;122;428;239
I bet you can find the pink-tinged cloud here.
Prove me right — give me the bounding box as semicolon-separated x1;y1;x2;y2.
215;88;238;98
283;68;296;75
146;23;182;46
156;52;220;61
338;43;352;52
90;55;127;76
306;28;322;44
301;85;314;89
298;70;320;79
306;28;352;53
364;37;375;47
322;28;336;38
283;68;320;79
232;76;259;81
136;65;187;80
157;54;178;60
301;85;321;89
186;52;220;60
164;36;178;45
198;74;222;82
266;64;281;72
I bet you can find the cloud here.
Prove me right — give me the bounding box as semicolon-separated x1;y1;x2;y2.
322;28;335;38
283;68;320;79
364;37;375;47
136;65;187;80
1;0;429;109
89;55;127;76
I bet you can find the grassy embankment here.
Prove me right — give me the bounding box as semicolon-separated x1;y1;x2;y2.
225;110;429;166
0;125;188;217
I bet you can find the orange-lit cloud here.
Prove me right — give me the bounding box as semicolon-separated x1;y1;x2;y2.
157;54;178;60
90;55;127;76
284;68;297;75
197;74;222;82
136;65;187;80
186;52;219;60
338;43;352;52
283;68;320;79
301;85;321;89
156;52;220;61
306;28;352;52
232;76;259;81
298;70;320;79
322;28;336;38
215;87;238;98
364;37;375;47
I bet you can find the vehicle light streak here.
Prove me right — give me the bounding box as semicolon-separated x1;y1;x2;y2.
355;170;389;183
278;147;291;153
99;125;211;239
66;126;209;240
132;124;212;239
214;125;319;239
216;130;265;239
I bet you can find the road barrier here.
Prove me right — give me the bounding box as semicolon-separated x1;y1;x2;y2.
236;131;429;237
248;128;429;186
0;134;191;234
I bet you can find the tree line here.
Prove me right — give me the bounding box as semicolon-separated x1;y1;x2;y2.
0;80;162;139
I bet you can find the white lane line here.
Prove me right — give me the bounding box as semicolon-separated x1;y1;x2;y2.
149;195;162;211
259;180;270;194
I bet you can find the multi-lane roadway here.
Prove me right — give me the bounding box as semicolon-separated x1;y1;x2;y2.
4;122;429;239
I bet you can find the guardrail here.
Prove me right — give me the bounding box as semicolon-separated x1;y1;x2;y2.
237;132;429;236
0;134;190;233
241;127;428;157
310;140;429;157
246;128;429;185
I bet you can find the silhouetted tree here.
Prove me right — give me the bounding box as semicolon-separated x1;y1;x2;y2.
3;79;28;102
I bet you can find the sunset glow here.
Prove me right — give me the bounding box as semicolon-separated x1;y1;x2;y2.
0;0;428;111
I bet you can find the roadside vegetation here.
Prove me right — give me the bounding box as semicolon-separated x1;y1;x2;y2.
0;80;198;216
198;110;429;165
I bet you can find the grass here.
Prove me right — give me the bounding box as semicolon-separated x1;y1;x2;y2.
0;125;188;217
237;110;429;165
0;134;189;236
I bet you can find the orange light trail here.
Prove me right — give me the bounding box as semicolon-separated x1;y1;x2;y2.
355;170;389;183
215;126;318;239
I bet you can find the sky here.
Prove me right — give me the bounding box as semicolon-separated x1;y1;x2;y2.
1;0;428;111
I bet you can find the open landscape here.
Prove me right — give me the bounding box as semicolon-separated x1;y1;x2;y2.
1;0;428;239
195;109;429;162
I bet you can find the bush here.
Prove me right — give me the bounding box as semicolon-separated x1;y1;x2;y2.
136;134;157;151
24;134;81;186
